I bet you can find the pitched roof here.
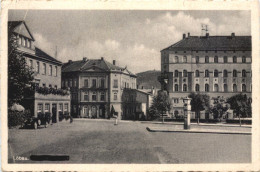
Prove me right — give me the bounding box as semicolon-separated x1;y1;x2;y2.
35;47;62;64
162;35;251;51
62;58;136;77
8;21;35;41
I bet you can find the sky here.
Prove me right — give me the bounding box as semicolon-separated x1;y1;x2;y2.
9;10;251;74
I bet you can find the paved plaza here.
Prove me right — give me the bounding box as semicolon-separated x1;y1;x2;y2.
8;119;251;164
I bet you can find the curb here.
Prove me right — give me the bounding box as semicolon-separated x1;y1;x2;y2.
146;127;252;135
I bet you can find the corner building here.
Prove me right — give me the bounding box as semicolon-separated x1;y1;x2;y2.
62;58;136;119
160;33;252;101
8;21;70;122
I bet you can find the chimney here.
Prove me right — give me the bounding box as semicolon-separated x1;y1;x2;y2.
188;32;190;37
83;57;87;61
183;33;186;39
113;60;116;65
101;57;104;60
206;33;209;37
231;32;235;37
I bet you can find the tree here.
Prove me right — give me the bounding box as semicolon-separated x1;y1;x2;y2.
188;92;210;123
8;25;34;108
148;90;172;122
227;94;252;118
209;96;230;120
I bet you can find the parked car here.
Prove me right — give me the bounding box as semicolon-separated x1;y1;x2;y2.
24;112;51;129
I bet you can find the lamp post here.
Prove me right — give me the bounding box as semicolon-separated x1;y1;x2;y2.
183;97;192;130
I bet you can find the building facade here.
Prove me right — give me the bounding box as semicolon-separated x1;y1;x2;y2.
159;32;251;116
61;57;136;119
8;21;70;122
121;88;156;120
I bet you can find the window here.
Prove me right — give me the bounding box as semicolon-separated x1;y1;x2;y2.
224;84;228;92
59;104;63;111
49;65;52;76
195;84;200;92
242;84;246;92
173;99;179;104
183;56;187;63
175;56;179;63
196;56;199;63
223;70;228;77
45;104;50;112
205;56;209;63
113;79;118;88
233;70;237;77
214;84;219;92
174;70;178;77
214;70;218;77
84;79;88;87
242;56;246;63
242;70;246;77
29;60;33;68
101;92;105;101
69;79;72;87
233;84;237;92
22;37;25;46
43;63;46;75
183;70;187;77
114;92;118;100
101;79;105;88
205;84;209;92
54;66;57;76
92;92;97;101
214;56;218;63
233;56;237;63
183;84;187;92
84;92;89;101
18;35;22;45
174;84;178;92
28;40;31;48
195;70;200;77
36;61;40;73
64;104;68;112
37;104;43;112
92;79;97;88
205;70;209;77
65;80;68;87
224;56;228;63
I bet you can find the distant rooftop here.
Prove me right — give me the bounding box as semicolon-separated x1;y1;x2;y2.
162;33;251;51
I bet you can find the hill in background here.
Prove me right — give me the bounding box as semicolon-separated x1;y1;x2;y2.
136;70;161;89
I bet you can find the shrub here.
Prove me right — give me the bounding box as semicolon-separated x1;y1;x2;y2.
8;109;32;128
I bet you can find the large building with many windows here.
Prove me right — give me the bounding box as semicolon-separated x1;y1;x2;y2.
8;21;70;122
61;57;136;119
159;32;252;115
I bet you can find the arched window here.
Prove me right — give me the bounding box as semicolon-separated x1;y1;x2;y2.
214;56;218;63
196;56;199;63
183;56;187;63
233;84;237;92
174;70;179;77
195;84;200;92
224;56;228;63
224;84;228;92
183;84;187;92
233;56;237;63
242;84;246;92
183;70;187;77
223;70;228;77
175;56;179;63
205;70;209;77
195;70;200;77
205;84;209;92
242;70;246;77
242;56;246;63
233;70;237;77
174;84;178;92
214;84;219;92
205;56;209;63
214;70;218;77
